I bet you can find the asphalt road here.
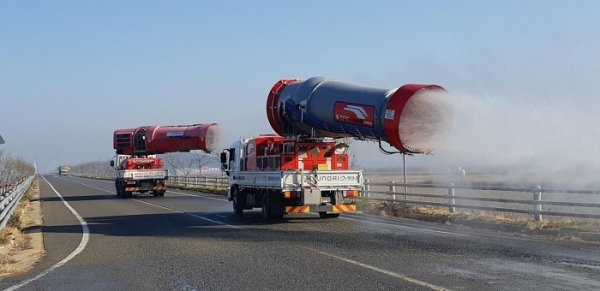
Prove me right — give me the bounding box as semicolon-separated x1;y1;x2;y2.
1;175;600;291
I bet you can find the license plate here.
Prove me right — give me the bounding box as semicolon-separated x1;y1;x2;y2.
321;197;331;203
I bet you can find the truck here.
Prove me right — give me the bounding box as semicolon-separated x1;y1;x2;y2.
111;123;219;198
221;135;362;220
58;165;71;176
111;154;168;197
221;77;452;220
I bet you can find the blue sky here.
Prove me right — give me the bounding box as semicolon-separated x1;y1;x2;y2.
2;1;600;174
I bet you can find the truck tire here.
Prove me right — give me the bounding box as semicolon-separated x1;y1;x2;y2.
319;212;340;219
269;191;285;220
232;187;245;215
152;190;165;197
115;181;122;197
261;191;283;221
261;192;271;221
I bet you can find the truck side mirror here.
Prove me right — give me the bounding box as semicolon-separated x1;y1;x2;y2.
110;160;115;167
220;152;227;165
229;148;235;162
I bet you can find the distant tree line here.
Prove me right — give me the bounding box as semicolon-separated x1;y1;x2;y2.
161;151;219;177
70;160;114;175
70;151;219;177
0;149;36;187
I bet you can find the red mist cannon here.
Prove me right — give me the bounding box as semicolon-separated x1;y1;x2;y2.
113;123;220;155
266;77;453;154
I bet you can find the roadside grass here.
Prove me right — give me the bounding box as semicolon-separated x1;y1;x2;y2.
169;185;228;195
344;199;600;237
0;178;41;275
170;184;600;238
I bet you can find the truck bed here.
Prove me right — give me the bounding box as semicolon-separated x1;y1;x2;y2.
116;169;168;180
232;170;363;190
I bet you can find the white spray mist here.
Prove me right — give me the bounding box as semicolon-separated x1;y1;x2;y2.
435;91;600;187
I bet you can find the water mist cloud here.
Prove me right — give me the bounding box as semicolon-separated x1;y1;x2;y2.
436;91;600;178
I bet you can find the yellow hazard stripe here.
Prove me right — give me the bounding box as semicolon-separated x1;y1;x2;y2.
332;205;357;212
125;186;166;191
286;206;310;213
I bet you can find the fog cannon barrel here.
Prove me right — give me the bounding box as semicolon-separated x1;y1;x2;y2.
266;77;453;154
114;123;220;155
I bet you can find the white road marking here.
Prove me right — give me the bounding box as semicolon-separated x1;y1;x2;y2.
65;178;242;230
340;215;471;237
66;177;469;237
66;177;228;201
66;180;113;193
303;247;452;291
165;189;228;201
134;199;244;230
5;177;90;291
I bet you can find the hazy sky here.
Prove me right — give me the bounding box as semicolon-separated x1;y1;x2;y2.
2;1;600;175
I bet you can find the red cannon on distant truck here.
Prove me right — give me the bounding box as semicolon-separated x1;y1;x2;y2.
221;77;453;220
111;124;219;198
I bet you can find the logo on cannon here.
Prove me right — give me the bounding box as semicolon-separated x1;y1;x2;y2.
334;102;375;128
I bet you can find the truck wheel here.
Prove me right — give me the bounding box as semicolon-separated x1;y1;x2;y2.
319;212;340;219
232;188;244;215
119;185;128;198
115;181;122;197
270;191;285;220
261;192;271;221
152;190;165;197
261;191;283;221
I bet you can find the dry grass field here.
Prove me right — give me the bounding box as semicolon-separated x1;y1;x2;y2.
358;171;600;236
0;179;45;277
84;173;600;239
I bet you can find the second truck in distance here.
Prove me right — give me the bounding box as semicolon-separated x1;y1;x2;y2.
111;123;219;198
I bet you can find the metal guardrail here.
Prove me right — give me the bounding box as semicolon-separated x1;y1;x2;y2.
167;175;228;189
72;173;229;189
361;179;600;221
0;175;35;231
74;173;600;222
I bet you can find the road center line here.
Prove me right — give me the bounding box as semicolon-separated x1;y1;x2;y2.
164;189;228;201
66;178;242;230
339;215;471;237
5;176;90;291
66;178;468;237
134;199;244;230
303;247;452;291
66;177;228;201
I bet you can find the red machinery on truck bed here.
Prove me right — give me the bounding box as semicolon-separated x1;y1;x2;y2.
221;77;453;220
111;123;219;198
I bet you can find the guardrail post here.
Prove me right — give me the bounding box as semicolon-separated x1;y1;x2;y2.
448;183;456;213
365;178;370;198
533;185;542;221
390;181;396;200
